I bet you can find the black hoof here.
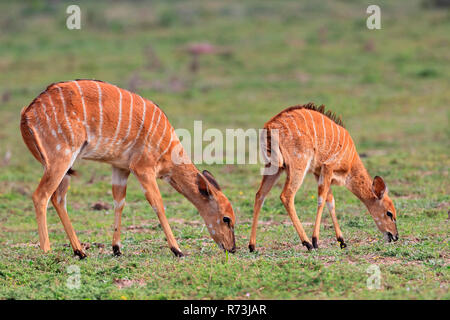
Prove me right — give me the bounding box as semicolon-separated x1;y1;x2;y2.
170;247;184;257
302;241;313;251
312;237;319;249
338;237;347;249
74;249;87;259
248;244;255;252
112;245;122;256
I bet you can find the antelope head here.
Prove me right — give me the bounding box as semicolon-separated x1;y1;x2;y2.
196;170;236;252
367;176;399;242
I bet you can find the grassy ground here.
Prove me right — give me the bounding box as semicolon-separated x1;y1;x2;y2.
0;0;448;299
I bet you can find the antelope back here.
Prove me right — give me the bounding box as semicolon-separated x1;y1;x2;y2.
20;80;179;167
263;103;356;173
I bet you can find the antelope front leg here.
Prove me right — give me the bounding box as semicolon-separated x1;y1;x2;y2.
311;166;332;249
249;170;282;252
326;190;346;249
133;168;183;257
111;167;130;256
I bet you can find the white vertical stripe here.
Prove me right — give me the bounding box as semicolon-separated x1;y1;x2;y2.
41;103;52;132
112;86;123;147
45;92;69;145
335;130;349;164
307;110;317;150
328;120;335;156
123;91;134;143
136;104;159;164
337;134;353;165
280;118;292;137
126;95;146;152
325;125;342;164
141;103;158;146
287;113;302;136
72;81;90;139
92;82;104;153
296;109;313;141
147;107;162;145
56;86;75;147
349;143;357;164
336;138;349;165
101;86;124;157
333;126;341;158
336;126;341;156
321;114;326;150
157;130;175;162
32;109;43;133
155;116;168;150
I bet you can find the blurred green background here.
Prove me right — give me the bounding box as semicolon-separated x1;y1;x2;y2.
0;0;448;299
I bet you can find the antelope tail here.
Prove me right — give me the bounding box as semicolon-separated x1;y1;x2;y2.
261;127;284;168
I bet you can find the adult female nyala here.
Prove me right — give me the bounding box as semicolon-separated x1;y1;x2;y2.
20;79;236;258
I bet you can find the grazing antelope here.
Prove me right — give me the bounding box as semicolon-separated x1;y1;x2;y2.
249;103;398;252
20;79;236;259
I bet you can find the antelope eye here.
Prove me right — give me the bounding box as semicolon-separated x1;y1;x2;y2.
223;217;231;224
387;211;393;220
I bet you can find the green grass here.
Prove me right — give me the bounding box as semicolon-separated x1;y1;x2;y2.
0;0;449;299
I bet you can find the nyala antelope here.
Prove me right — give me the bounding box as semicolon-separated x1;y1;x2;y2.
249;103;398;252
20;79;236;258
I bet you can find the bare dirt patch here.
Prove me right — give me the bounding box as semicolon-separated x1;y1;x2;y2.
358;254;423;266
113;278;146;289
10;243;39;248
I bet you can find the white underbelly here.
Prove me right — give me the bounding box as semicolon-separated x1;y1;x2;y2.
331;172;347;186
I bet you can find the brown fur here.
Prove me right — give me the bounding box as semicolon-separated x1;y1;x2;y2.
269;102;345;128
249;104;398;251
20;80;236;258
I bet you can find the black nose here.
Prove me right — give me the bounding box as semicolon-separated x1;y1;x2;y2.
224;244;236;253
387;232;399;242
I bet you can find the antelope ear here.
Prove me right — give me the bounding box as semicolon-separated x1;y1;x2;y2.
202;170;221;190
372;176;387;200
197;173;212;198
